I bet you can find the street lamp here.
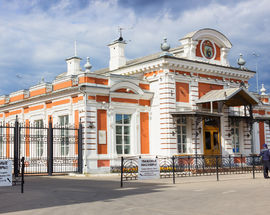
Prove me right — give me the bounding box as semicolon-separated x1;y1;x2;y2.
252;52;260;93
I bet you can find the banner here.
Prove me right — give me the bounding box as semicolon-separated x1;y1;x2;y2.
138;158;160;180
0;160;12;186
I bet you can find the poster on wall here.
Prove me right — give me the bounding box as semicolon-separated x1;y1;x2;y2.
138;157;160;180
0;160;12;186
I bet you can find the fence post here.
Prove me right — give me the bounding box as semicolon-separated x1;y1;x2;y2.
14;116;19;177
216;156;219;181
78;120;83;174
21;157;25;193
172;156;175;184
252;155;255;179
241;154;243;173
120;156;124;188
229;155;231;173
47;117;53;176
188;156;191;176
202;155;205;174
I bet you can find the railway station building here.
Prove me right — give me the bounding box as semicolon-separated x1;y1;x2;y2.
0;28;269;173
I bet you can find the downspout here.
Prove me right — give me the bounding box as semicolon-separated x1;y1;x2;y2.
79;85;88;173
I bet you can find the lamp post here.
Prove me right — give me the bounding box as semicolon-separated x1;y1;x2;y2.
253;52;260;93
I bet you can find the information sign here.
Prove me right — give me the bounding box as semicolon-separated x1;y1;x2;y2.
138;158;160;180
0;160;12;186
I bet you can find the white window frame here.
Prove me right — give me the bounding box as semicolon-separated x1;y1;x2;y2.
231;119;240;153
115;114;132;155
176;117;187;154
59;115;69;156
34;119;44;157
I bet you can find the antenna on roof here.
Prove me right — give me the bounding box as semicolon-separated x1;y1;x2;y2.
74;40;77;56
118;26;124;41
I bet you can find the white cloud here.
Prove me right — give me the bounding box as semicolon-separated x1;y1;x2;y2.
0;0;269;94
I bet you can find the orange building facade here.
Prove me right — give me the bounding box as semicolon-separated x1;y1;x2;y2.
0;28;269;173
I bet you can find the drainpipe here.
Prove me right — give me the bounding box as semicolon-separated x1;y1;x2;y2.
79;85;88;174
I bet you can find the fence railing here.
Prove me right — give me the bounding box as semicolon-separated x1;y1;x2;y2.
114;155;263;187
0;117;83;175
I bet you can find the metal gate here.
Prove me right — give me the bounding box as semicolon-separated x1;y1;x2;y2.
0;117;82;175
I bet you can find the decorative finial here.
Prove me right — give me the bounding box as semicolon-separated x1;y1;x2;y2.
74;40;77;56
161;37;170;52
39;76;45;84
260;84;266;95
84;57;92;72
237;53;246;70
160;37;172;57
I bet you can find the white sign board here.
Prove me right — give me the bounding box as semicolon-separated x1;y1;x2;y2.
99;130;106;145
0;160;12;186
138;158;160;180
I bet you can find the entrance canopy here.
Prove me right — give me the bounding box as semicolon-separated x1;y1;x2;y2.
171;110;222;118
196;87;259;106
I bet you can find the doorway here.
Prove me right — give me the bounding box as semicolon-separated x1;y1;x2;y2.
203;118;221;156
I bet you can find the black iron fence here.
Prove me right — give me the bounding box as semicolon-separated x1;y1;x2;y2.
116;155;263;187
0;117;82;175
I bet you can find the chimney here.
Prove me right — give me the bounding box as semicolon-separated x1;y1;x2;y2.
108;37;127;71
66;56;82;76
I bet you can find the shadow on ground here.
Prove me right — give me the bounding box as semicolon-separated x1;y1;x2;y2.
0;176;171;214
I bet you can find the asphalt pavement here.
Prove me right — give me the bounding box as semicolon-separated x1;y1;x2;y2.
0;173;269;215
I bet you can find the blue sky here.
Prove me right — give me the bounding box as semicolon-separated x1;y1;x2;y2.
0;0;269;95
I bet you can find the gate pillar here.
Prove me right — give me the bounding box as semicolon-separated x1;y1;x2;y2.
47;117;53;176
14;116;19;177
78;120;83;174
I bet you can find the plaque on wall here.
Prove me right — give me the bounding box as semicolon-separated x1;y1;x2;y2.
99;130;106;145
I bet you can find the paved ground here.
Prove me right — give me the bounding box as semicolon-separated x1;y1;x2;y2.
0;173;270;215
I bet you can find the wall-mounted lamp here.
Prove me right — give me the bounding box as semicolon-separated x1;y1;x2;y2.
228;128;234;137
89;121;95;129
172;130;176;136
196;127;202;136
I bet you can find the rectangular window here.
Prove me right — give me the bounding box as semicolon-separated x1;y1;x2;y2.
231;120;240;153
177;117;187;153
116;114;131;155
34;119;44;157
59;115;69;156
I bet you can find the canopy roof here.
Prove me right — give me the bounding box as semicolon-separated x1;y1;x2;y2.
196;87;259;106
171;110;222;118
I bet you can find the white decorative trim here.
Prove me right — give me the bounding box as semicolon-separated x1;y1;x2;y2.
110;81;144;95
